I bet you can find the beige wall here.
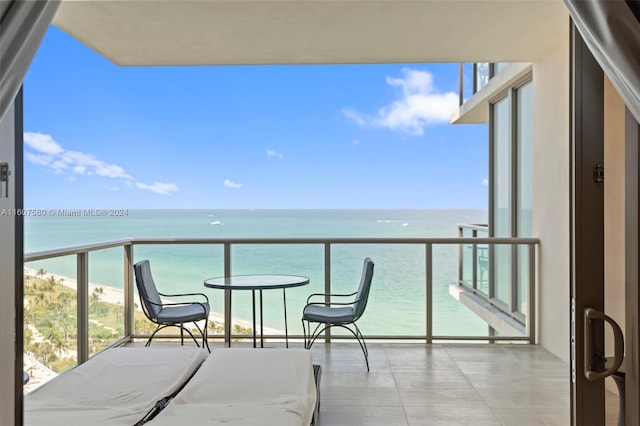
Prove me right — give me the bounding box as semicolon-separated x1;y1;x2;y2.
532;37;571;362
603;76;626;394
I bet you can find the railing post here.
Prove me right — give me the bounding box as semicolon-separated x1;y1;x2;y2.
458;63;464;106
224;242;232;347
472;62;478;94
457;226;463;285
426;243;433;344
472;230;478;290
123;244;134;340
510;244;518;314
324;243;331;344
527;243;536;344
76;252;89;363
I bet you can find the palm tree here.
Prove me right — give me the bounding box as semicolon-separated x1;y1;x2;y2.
33;341;53;365
44;328;68;359
90;287;104;314
58;291;72;314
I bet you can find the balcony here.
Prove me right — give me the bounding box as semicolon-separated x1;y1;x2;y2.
21;234;597;424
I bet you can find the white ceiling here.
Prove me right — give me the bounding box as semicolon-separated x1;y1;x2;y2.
53;0;568;66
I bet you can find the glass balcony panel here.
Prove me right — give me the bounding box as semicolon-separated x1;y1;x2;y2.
231;244;324;337
461;228;474;285
517;245;530;315
432;244;489;337
328;244;426;337
24;256;78;390
476;62;490;91
476;228;490;295
493;244;512;304
88;248;125;356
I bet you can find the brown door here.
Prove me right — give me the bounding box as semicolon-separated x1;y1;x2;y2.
624;107;640;426
570;23;607;425
571;23;637;426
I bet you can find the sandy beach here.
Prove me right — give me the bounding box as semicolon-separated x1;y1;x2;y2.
23;267;284;335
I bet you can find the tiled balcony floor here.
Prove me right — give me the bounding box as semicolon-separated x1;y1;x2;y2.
130;340;622;425
304;343;571;426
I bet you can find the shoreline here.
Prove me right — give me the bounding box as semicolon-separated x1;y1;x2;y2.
23;267;284;336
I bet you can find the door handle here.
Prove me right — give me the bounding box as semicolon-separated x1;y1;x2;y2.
584;307;624;381
0;162;9;197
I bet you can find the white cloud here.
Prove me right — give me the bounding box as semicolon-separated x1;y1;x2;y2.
24;132;178;196
95;163;131;179
135;182;178;195
341;108;366;127
24;152;51;166
352;139;361;145
482;178;489;186
51;160;69;173
224;179;243;188
24;132;133;179
342;68;459;136
24;132;64;155
72;165;87;174
267;149;284;159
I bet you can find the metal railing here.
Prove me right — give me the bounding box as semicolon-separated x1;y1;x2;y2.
457;224;535;335
25;235;539;365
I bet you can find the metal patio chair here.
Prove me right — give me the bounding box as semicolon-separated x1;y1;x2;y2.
134;259;210;351
302;257;374;371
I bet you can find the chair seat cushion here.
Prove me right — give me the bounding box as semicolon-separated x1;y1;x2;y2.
303;304;355;324
157;302;210;324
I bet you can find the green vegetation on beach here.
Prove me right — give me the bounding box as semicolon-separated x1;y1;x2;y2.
24;270;251;375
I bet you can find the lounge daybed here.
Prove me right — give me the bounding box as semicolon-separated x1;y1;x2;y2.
24;347;318;426
25;347;208;426
149;348;317;425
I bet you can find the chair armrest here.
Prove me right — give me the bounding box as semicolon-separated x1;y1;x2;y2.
143;298;209;314
306;291;357;304
159;292;209;303
304;300;355;308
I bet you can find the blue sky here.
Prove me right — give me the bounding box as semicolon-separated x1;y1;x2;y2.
23;26;487;209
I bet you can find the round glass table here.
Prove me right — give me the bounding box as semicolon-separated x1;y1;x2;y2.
204;274;309;348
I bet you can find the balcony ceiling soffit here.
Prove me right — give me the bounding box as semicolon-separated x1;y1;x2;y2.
53;0;568;66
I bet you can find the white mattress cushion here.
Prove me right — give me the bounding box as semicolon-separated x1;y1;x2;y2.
147;403;304;425
25;346;208;426
150;348;316;425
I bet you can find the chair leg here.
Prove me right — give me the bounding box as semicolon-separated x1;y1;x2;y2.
203;318;210;352
302;319;308;349
353;323;369;372
305;322;326;350
146;324;169;347
180;323;184;346
308;323;369;372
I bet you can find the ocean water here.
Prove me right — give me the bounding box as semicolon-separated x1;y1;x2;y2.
24;209;488;337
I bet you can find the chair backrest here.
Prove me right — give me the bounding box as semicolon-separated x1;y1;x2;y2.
353;257;374;320
133;260;163;319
